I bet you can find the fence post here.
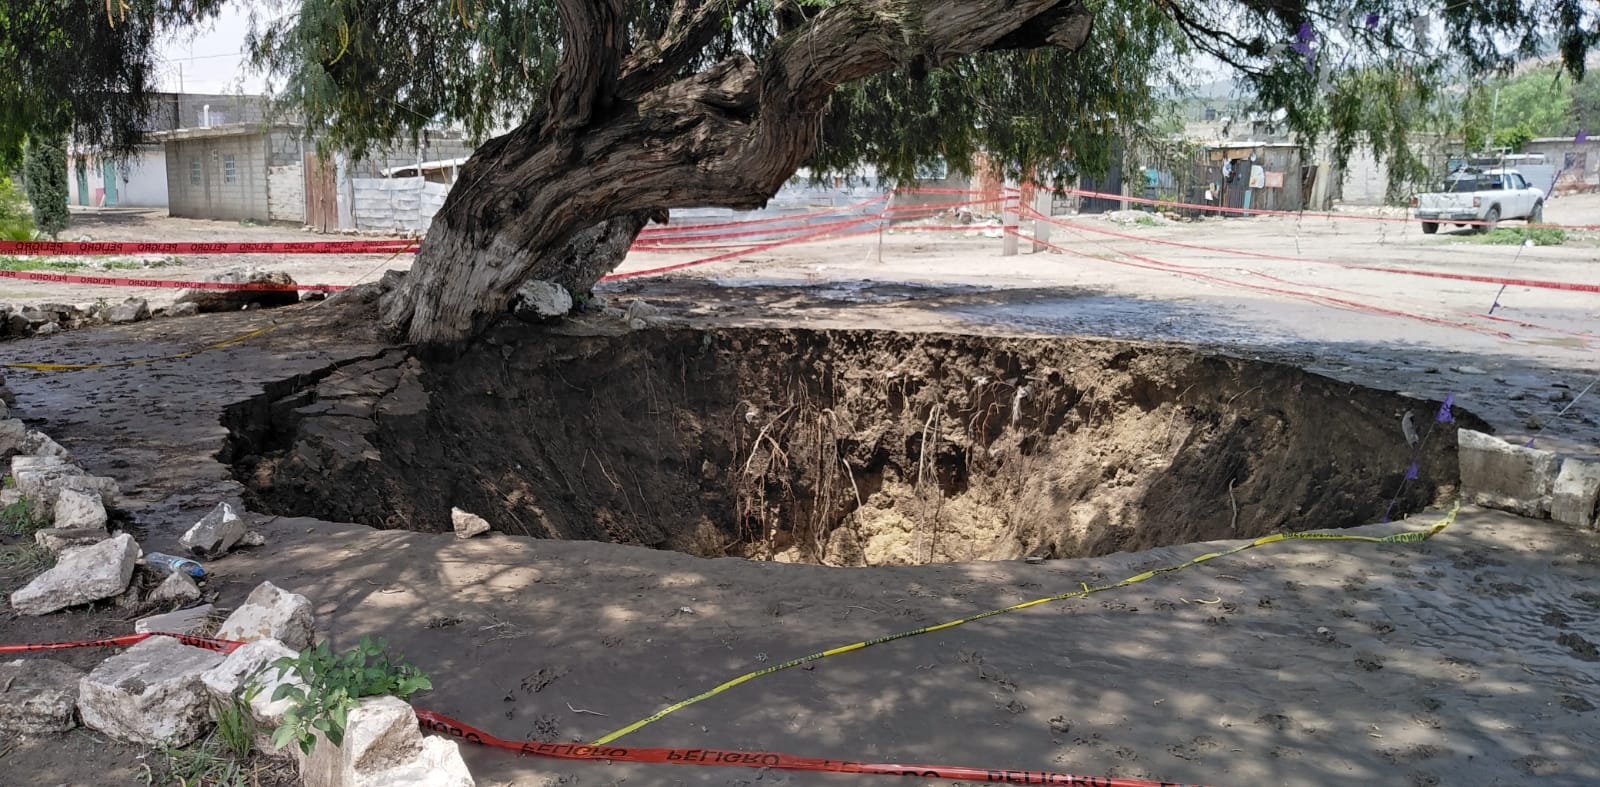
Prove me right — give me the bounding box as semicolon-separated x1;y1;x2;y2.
1001;192;1019;256
1032;190;1052;252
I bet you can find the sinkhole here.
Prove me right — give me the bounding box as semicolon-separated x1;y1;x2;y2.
220;326;1477;565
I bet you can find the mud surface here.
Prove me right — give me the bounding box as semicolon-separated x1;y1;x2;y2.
224;323;1479;564
0;207;1596;786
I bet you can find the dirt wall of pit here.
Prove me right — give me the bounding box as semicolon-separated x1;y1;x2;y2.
221;325;1483;564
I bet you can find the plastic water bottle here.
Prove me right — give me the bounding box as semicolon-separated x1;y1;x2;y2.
144;552;206;579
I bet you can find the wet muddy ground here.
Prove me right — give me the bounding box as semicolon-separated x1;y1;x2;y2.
1;205;1597;785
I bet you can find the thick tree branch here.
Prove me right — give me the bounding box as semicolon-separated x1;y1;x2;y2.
389;0;1099;346
619;0;747;98
547;0;630;134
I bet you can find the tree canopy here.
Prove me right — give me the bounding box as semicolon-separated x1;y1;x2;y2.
5;1;1599;345
0;1;229;166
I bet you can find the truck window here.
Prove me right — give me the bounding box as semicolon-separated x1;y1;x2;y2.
1508;173;1528;190
1447;176;1498;193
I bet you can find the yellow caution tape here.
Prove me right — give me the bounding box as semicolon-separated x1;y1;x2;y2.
2;324;277;371
592;505;1459;745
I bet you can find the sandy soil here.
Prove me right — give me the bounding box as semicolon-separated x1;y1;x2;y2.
0;201;1597;786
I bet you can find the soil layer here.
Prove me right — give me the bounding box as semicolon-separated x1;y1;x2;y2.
224;324;1482;564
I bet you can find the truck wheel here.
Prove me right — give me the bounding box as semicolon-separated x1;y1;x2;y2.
1529;201;1544;223
1479;206;1500;233
1421;221;1438;235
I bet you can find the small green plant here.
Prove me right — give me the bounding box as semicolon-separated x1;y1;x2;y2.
266;637;432;755
1473;226;1568;246
1134;214;1162;227
213;695;257;762
1;497;46;536
0;256;87;272
148;729;267;787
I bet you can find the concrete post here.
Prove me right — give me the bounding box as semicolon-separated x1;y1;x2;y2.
1002;193;1019;256
1032;189;1052;252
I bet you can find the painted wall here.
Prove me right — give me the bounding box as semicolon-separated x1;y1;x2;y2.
65;147;168;208
164;134;270;221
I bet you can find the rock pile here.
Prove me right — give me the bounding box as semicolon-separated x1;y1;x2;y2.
0;398;478;785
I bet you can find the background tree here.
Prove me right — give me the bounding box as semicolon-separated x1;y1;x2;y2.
0;2;226;168
22;136;69;239
8;1;1599;346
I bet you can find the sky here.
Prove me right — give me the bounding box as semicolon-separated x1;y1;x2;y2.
155;2;271;95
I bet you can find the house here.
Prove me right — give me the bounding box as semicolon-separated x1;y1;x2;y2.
148;123;308;223
66;93;272;209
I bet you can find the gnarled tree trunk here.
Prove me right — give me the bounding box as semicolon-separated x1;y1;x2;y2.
382;0;1093;349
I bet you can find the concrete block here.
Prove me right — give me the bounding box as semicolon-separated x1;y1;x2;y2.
53;488;107;530
134;604;215;635
200;638;298;708
179;502;246;558
214;582;314;650
297;696;474;787
1551;457;1600;529
1457;429;1559;517
10;533;138;615
77;636;226;746
0;659;84;733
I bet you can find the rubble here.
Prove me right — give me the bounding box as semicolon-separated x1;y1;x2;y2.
146;570;202;606
167;301;200;318
0;418;25;457
214;581;315;649
1457;429;1559;517
297;696;475;787
106;297;151;324
10;533;139;615
179;502;247;557
0;659;85;733
10;455;119;509
77;635;226;746
134;604;215;635
52;487;107;530
1551;457;1600;529
200;639;297;707
175;267;300;312
34;526;109;555
451;507;491;539
510;280;573;322
19;430;71;461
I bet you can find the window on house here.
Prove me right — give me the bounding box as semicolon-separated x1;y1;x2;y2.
223;154;237;184
190;158;201;185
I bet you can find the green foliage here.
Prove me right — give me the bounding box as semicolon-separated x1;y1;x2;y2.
22;135;68;238
149;731;260;787
0;177;33;240
0;256;85;272
1;498;46;536
0;1;229;165
1471;226;1567;245
265;637;432;756
1491;124;1535;153
1134;214;1162;227
212;696;257;762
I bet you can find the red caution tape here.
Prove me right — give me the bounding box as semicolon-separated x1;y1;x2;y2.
1027;209;1600;296
1009;227;1511;339
416;709;1207;787
0;269;347;291
0;240;417;256
1060;186;1600;231
0;631;242;654
0;632;1207;786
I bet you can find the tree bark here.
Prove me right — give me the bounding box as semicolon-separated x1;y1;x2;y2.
383;0;1093;349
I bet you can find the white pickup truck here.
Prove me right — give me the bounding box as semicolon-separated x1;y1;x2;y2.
1411;168;1545;234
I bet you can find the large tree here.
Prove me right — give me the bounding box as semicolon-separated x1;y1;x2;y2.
9;1;1599;347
